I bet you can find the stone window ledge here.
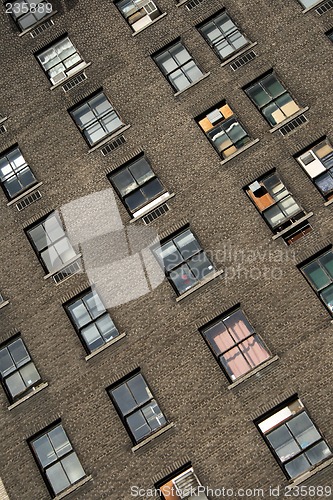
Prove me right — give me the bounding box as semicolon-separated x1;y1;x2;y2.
269;107;309;134
50;62;92;90
289;456;333;487
176;269;224;302
0;116;8;125
18;12;57;37
220;42;258;66
272;212;313;240
85;333;126;361
130;193;175;222
87;125;131;154
324;198;333;206
132;13;167;36
220;139;259;166
176;0;189;6
131;422;175;453
7;182;43;207
54;475;93;500
44;254;82;280
0;300;10;310
302;0;325;12
8;382;48;410
227;355;279;389
174;73;210;97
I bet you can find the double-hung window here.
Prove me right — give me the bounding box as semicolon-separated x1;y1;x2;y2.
197;102;251;159
154;41;204;92
108;371;167;444
156;465;208;499
108;155;166;216
26;212;77;274
6;1;53;32
116;0;162;32
301;249;333;313
65;288;120;354
246;172;307;236
29;423;86;498
296;138;333;201
0;336;41;403
198;11;249;61
245;73;300;126
70;91;124;147
257;397;331;479
36;36;84;85
153;228;215;296
0;146;37;200
201;309;270;382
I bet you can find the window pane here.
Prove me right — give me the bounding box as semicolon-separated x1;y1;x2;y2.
262;102;285;126
314;172;333;196
187;252;214;280
142;400;166;430
53;237;76;265
112;384;137;415
240;335;270;368
319;252;333;279
41;245;62;272
303;262;331;290
299;0;319;7
33;434;57;467
278;196;301;217
0;348;15;377
46;462;71;495
141;178;164;201
102;113;123;134
127;410;151;441
68;300;91;328
174;230;201;260
287;412;321;449
306;441;331;465
112;169;137;197
224;310;254;341
182;60;203;84
216;13;235;35
95;315;119;342
247;84;271;108
5;371;26;399
275;93;299;118
61;452;85;484
20;362;40;387
229;30;248;50
203;322;235;355
8;339;30;367
169;43;191;65
216;39;235;59
155;241;183;271
89;94;113;118
84;122;106;145
72;104;95;128
83;290;105;319
128;158;154;185
169;264;197;294
48;426;72;458
262;75;285;98
225;117;247;144
17;166;36;190
285;454;311;478
207;125;233;153
263;205;286;228
169;69;190;92
320;283;333;312
44;215;65;243
155;52;178;74
220;347;250;380
125;190;147;211
81;324;104;352
267;425;300;461
127;374;151;406
29;225;49;251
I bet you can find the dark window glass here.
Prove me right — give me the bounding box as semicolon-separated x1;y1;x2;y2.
7;0;53;31
302;250;333;313
0;146;37;200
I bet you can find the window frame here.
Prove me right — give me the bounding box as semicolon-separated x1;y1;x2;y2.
156;463;207;499
200;307;271;383
5;0;53;32
256;397;332;480
29;421;86;498
0;335;42;403
300;247;333;315
115;0;162;32
108;154;168;216
107;370;168;445
198;9;250;62
64;287;120;354
244;71;300;127
69;90;125;147
0;145;38;201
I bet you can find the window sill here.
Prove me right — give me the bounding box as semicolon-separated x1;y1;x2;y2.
227;355;279;389
50;62;92;90
54;475;93;500
324;198;333;206
269;107;309;133
6;182;43;206
174;73;210;97
87;125;131;154
130;193;175;222
176;0;190;6
271;212;313;240
85;332;126;361
18;11;57;37
0;300;10;310
8;382;48;410
43;254;82;280
131;422;175;453
220;139;260;165
132;13;167;36
289;456;333;486
175;269;224;302
302;0;325;12
0;116;8;125
220;42;258;66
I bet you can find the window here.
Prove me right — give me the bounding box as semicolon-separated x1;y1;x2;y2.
26;212;77;274
0;146;37;200
0;336;41;403
108;155;166;215
36;36;84;85
301;248;333;314
257;397;331;479
116;0;162;32
196;102;251;159
298;0;321;7
108;371;167;444
30;423;85;498
327;30;333;42
154;41;204;92
246;172;306;233
6;1;53;31
153;228;215;296
156;465;208;499
198;11;249;61
201;308;270;382
245;73;300;126
70;91;124;146
296;138;333;201
65;288;120;354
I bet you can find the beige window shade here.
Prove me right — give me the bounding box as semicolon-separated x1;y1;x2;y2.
198;104;234;132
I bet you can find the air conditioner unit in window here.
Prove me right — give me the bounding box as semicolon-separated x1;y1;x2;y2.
50;71;67;85
143;1;158;14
